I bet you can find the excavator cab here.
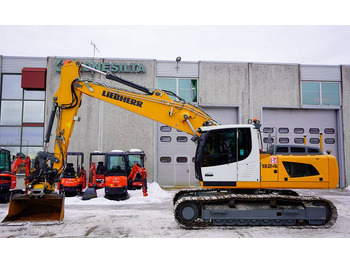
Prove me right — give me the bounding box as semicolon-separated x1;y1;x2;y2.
104;150;128;200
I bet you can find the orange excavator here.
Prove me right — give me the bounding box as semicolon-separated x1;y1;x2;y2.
127;149;148;196
83;150;148;200
0;149;31;202
87;152;107;189
57;152;87;196
82;152;107;200
128;162;148;197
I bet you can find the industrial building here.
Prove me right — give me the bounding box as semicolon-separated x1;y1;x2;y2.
0;55;348;188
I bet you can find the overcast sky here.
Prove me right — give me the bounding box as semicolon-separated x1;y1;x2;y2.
1;1;350;65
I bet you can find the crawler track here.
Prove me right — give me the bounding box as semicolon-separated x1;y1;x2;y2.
174;189;337;229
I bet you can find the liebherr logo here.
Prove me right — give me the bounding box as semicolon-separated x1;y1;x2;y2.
102;90;143;108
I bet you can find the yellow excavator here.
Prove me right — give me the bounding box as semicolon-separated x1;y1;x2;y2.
2;60;339;227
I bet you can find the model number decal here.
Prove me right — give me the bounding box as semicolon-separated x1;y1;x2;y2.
262;164;277;168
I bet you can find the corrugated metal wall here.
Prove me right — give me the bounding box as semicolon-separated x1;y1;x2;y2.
300;65;341;81
2;57;47;73
157;61;198;78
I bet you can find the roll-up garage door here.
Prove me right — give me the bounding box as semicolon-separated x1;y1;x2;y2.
156;106;239;187
261;109;338;160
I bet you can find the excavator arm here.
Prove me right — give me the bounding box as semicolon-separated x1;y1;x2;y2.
46;60;218;175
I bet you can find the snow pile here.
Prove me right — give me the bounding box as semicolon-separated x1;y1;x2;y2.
64;182;172;206
346;186;350;191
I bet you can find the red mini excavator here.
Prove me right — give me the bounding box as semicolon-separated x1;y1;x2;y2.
57;152;86;196
128;162;148;197
126;149;148;196
104;150;129;200
0;149;31;202
82;152;106;200
87;152;107;189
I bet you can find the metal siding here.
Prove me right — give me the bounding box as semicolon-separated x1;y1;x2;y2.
262;109;338;159
157;61;198;78
301;65;341;81
2;57;47;73
203;106;239;125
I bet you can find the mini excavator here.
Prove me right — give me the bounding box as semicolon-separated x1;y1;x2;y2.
82;150;148;200
0;149;31;202
3;60;339;227
58;152;87;196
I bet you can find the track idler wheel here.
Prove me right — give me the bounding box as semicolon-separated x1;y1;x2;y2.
177;203;199;223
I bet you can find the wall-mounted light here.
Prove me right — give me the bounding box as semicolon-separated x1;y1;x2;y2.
175;56;181;73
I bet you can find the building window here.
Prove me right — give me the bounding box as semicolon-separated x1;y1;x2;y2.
294;128;304;134
160;156;172;163
160;126;171;132
325;138;335;144
294;138;304;144
263;127;274;133
160;136;171;142
302;81;340;106
176;136;188;143
279;137;289;144
176;157;188;163
278;128;289;134
263;137;274;144
309;138;320;144
324;128;335;134
157;78;197;103
0;74;45;159
309;128;320;134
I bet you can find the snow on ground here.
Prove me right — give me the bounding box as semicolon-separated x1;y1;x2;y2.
65;182;172;206
0;183;349;262
1;185;350;240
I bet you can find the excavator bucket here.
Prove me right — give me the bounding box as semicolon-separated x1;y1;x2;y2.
82;187;97;200
2;193;64;225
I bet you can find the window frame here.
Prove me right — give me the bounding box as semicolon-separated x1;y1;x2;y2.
157;77;198;103
301;81;341;109
0;73;46;157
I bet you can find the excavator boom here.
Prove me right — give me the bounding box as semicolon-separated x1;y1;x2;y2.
49;61;217;173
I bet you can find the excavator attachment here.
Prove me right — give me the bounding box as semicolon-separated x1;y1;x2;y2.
2;193;64;225
82;187;97;200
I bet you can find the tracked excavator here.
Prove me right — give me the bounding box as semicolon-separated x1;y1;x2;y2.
3;60;339;227
127;149;148;196
0;149;31;202
58;152;87;196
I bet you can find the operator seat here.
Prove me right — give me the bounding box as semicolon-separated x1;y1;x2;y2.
96;161;106;174
63;163;77;178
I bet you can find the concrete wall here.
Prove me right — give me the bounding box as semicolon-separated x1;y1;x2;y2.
102;59;156;179
199;62;249;122
250;63;300;119
45;58;156;180
341;66;350;186
198;62;300;124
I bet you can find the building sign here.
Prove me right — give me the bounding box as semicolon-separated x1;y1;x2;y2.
56;59;146;73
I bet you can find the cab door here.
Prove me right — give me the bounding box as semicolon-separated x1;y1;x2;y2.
200;128;238;186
